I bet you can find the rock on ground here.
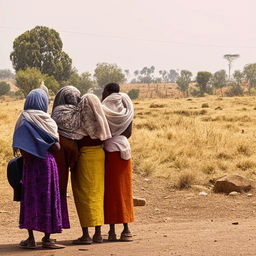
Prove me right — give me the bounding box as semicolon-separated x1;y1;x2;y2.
133;197;146;206
214;175;253;194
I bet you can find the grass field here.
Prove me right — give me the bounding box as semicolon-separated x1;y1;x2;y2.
1;96;256;188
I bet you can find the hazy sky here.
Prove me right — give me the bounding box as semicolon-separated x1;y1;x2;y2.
1;0;256;77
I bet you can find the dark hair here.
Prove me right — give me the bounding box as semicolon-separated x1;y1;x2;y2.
104;83;120;94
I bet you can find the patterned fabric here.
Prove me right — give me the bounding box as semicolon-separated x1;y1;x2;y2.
52;105;83;140
19;152;62;233
52;86;81;110
77;94;111;141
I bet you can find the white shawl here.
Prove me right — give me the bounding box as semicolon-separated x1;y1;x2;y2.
102;93;134;136
102;93;134;159
15;110;59;140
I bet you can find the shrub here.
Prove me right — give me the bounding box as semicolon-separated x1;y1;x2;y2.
225;85;244;97
188;86;201;97
176;171;196;189
202;103;209;108
149;103;166;108
15;90;24;99
128;89;140;99
0;81;10;96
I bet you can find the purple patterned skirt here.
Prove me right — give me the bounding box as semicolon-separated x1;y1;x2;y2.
19;152;62;234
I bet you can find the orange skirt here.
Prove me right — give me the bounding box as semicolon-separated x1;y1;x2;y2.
104;151;134;224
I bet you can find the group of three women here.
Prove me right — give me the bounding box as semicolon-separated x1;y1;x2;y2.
12;83;134;249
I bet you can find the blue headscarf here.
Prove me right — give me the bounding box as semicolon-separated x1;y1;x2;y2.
13;89;57;159
24;89;48;112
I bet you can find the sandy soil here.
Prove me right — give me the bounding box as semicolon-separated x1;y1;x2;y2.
1;173;256;256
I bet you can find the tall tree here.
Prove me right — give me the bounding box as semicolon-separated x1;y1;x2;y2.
233;70;244;86
169;69;179;82
243;63;256;94
10;26;72;82
223;54;240;79
176;70;192;96
196;71;212;96
211;70;227;95
94;63;125;88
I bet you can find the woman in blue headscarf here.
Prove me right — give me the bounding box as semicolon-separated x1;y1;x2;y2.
13;89;64;250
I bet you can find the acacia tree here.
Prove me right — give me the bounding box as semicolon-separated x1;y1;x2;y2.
243;63;256;94
94;63;126;88
196;71;212;96
224;54;240;79
176;70;192;96
211;70;227;96
10;26;72;83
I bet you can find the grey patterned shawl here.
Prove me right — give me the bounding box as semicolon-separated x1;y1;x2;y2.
52;86;82;140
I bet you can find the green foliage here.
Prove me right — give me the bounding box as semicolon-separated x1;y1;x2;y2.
196;71;212;96
94;63;126;88
233;70;244;86
43;75;60;94
16;67;60;96
188;85;201;97
176;70;193;96
15;90;25;99
67;69;95;94
211;70;227;89
0;81;10;95
243;63;256;92
0;69;15;79
128;89;140;99
10;26;72;82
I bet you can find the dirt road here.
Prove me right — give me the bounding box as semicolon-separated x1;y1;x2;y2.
1;174;256;255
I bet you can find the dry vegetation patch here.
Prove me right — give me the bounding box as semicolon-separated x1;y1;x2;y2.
1;96;256;190
131;96;256;188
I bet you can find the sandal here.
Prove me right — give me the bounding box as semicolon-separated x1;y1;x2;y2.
72;237;92;245
108;232;118;242
42;240;65;249
19;239;37;249
120;232;133;242
93;234;103;243
41;238;56;243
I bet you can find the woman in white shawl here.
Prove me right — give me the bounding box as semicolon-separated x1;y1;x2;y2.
102;83;135;242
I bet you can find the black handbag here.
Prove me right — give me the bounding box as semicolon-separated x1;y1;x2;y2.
7;157;23;201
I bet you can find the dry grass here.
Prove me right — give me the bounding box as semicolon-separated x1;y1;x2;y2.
130;96;256;188
2;96;256;189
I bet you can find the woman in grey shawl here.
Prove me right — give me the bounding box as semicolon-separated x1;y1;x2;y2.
51;85;81;230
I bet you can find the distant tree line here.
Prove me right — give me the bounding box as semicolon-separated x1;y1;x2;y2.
3;25;256;99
